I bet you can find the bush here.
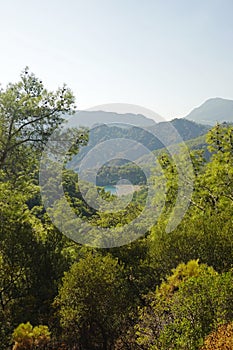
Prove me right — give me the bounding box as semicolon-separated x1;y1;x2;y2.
12;322;50;350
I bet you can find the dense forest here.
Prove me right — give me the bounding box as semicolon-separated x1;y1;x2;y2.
1;69;233;350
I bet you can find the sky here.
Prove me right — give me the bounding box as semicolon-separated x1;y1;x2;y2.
0;0;233;120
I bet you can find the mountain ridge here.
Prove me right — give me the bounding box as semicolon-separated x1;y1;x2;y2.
68;110;157;128
184;97;233;125
67;97;233;128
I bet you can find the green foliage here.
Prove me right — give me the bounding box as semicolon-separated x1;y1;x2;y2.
0;70;79;348
162;271;233;350
0;181;71;348
135;262;233;350
56;252;130;349
12;322;50;350
158;259;216;298
0;67;76;180
96;161;147;186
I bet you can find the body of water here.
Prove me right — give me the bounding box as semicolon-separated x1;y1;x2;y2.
104;185;118;195
103;184;140;196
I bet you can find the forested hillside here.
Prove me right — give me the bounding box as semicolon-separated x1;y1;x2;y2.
1;70;233;350
68;117;210;187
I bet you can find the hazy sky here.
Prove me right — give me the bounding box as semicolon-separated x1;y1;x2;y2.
0;0;233;120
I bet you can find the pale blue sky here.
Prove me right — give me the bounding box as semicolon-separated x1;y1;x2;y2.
0;0;233;119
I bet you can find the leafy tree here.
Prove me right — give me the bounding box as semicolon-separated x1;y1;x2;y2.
136;265;233;350
0;181;71;347
149;125;233;278
135;261;218;350
161;271;233;350
0;69;86;348
56;252;130;350
0;67;75;177
149;206;233;279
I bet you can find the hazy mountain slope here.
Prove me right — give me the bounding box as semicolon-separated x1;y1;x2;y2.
68;118;210;175
147;118;210;146
185;97;233;125
68;110;157;128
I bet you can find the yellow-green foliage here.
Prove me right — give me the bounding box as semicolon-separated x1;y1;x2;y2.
158;259;217;298
12;322;50;350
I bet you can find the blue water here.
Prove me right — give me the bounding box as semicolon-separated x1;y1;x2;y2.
104;185;117;195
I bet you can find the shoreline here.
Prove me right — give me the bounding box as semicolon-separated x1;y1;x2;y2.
105;184;141;196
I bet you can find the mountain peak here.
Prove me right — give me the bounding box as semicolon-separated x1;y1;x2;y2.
185;97;233;125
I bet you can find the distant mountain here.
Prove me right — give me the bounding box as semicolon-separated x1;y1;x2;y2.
67;110;209;147
147;118;210;146
68;123;164;172
68;110;157;128
66;100;233;186
68;118;210;176
185;98;233;125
